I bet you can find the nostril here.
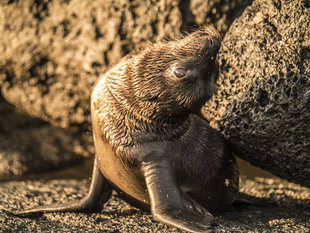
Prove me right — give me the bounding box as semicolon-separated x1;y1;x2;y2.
211;37;221;50
210;39;214;47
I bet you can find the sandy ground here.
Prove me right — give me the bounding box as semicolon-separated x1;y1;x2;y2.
0;178;309;232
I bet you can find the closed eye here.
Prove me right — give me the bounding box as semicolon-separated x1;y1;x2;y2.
174;68;189;79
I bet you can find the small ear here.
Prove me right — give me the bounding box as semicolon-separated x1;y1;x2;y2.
139;94;158;101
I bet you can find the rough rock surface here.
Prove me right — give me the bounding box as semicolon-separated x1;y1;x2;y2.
0;95;88;179
1;178;309;232
203;0;310;187
0;0;251;129
188;0;252;33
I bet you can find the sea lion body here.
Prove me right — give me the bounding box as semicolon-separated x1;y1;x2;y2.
14;28;240;232
89;28;239;231
92;71;238;212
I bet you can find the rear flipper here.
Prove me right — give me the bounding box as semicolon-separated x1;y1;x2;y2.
13;158;113;217
233;192;277;208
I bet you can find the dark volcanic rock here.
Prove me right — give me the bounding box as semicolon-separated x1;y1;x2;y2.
203;0;310;187
187;0;253;33
1;178;309;232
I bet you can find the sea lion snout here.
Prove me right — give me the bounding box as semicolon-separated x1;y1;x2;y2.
208;36;221;54
199;34;221;60
196;31;220;47
176;28;220;58
197;27;221;56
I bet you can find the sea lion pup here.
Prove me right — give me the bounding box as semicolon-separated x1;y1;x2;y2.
14;27;238;232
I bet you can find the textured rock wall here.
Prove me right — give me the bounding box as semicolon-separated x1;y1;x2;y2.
203;0;310;187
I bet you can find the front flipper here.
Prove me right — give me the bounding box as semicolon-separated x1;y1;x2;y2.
142;160;213;233
13;158;113;217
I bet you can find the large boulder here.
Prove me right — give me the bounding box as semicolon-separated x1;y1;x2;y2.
203;0;310;187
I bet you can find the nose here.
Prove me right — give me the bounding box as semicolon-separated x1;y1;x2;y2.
207;36;221;58
209;36;221;51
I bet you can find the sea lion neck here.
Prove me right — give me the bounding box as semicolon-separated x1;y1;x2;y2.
106;74;189;130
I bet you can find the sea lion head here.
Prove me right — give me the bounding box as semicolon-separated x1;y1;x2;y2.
128;27;221;120
102;27;221;123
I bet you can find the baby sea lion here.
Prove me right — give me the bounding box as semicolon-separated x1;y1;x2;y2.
14;28;240;232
